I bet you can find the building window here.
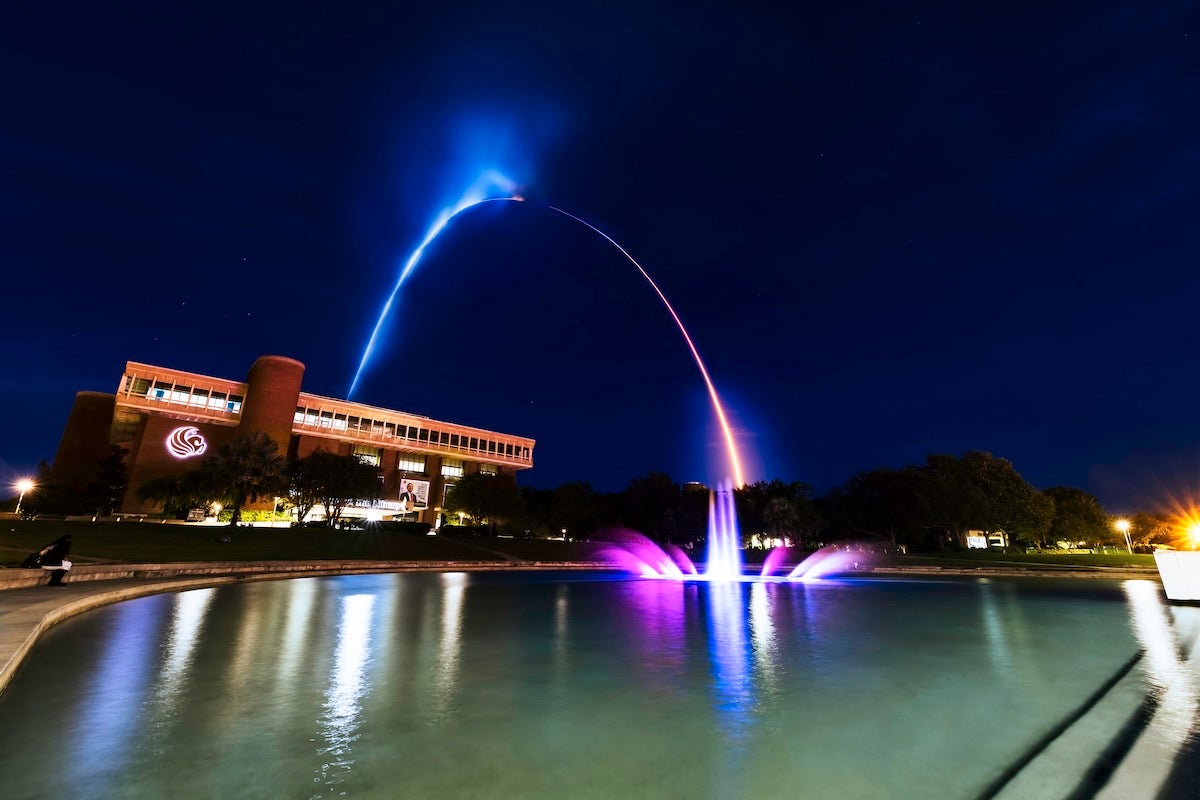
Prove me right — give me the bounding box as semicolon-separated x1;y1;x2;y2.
353;444;381;467
479;463;498;476
441;458;464;478
397;454;426;473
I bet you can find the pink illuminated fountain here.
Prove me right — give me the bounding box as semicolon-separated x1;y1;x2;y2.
597;480;873;582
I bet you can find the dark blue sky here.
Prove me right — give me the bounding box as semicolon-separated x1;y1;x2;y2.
2;1;1198;511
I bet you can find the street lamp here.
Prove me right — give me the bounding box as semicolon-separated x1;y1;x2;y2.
1115;518;1133;555
13;478;34;516
1188;523;1200;550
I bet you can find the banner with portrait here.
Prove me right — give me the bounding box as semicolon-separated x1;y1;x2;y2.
398;479;431;512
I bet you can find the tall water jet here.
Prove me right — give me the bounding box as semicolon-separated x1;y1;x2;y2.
705;481;744;581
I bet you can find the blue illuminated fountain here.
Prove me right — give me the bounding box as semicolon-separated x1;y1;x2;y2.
597;479;873;582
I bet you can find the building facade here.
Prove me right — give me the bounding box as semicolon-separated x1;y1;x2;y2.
50;355;535;524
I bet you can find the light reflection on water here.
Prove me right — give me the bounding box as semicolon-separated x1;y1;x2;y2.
1096;581;1200;799
433;572;466;719
147;589;215;736
277;578;318;687
2;573;1196;799
313;593;375;797
62;595;168;791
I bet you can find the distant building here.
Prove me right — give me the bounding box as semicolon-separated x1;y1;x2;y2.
50;355;535;524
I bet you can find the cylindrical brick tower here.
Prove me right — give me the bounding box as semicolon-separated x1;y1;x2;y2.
49;391;117;497
236;355;305;455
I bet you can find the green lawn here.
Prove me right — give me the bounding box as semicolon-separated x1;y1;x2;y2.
876;549;1157;569
0;518;1162;570
745;545;1158;570
0;519;601;566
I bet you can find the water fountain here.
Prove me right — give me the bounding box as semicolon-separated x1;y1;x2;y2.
596;478;874;583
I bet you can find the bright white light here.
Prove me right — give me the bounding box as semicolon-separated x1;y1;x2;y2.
165;426;207;459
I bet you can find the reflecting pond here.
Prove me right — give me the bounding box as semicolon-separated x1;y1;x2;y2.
0;573;1190;799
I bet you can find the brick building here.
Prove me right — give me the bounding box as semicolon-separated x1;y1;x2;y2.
50;355;535;524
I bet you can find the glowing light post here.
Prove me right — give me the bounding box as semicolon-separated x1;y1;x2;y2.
13;478;34;515
1188;522;1200;550
1115;518;1133;555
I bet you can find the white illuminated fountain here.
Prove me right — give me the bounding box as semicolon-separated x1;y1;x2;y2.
704;481;743;580
598;479;875;582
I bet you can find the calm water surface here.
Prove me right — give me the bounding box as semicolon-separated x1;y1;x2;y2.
0;573;1171;799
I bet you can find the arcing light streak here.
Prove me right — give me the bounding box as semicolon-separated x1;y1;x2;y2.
547;206;746;488
348;185;521;398
348;186;745;488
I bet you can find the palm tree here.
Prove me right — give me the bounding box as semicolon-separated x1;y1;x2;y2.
203;431;286;526
136;471;212;519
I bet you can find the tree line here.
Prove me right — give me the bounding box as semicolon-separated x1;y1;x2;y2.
13;437;1179;551
452;450;1173;552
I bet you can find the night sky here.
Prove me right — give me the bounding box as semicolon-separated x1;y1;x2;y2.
3;1;1198;511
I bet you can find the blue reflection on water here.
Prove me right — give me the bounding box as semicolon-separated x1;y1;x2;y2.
64;594;170;789
706;580;753;737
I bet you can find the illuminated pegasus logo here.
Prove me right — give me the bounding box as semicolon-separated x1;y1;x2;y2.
166;426;208;459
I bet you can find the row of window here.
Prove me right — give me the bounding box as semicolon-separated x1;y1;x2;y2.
294;407;530;460
129;377;244;414
350;447;469;479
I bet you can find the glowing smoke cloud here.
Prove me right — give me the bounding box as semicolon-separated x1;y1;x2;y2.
547;206;746;488
347;171;520;399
